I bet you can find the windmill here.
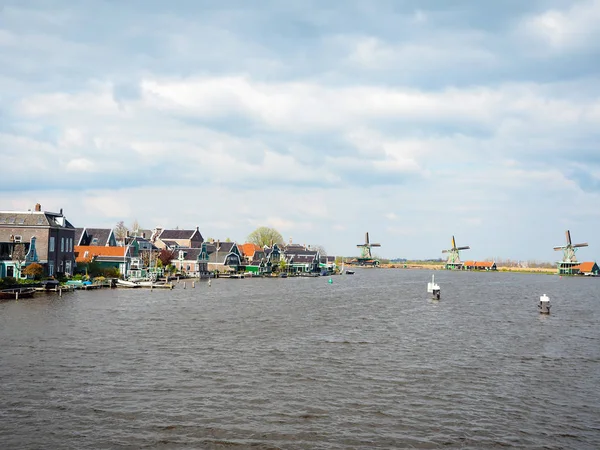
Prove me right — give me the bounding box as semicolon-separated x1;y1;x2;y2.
356;232;381;266
442;236;470;270
554;230;588;275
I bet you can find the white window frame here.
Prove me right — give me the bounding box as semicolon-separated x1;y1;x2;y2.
61;237;65;252
48;261;54;276
49;237;55;252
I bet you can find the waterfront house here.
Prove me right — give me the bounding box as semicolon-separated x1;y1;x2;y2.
282;244;321;274
0;203;75;278
74;245;133;275
463;261;497;271
151;227;204;249
238;243;267;274
263;243;282;273
206;241;243;273
169;243;211;278
572;261;599;276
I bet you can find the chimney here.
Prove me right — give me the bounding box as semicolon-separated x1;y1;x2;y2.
35;203;41;212
60;208;63;215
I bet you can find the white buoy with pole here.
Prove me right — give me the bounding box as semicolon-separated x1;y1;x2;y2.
427;274;441;300
539;294;551;314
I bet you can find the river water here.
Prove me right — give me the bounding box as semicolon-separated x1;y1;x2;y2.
1;269;599;449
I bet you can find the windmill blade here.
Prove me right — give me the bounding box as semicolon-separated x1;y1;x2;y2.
370;243;381;247
573;243;589;248
553;246;566;250
566;230;572;246
365;232;370;245
457;246;470;250
452;236;456;249
442;249;450;253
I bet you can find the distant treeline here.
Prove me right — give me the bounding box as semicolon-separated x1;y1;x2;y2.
388;257;554;268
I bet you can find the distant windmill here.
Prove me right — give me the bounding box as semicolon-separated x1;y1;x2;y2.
356;232;381;266
442;236;470;270
554;230;588;275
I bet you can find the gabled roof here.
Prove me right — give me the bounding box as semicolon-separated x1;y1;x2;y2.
74;245;127;263
83;228;113;246
0;211;75;229
573;261;598;272
173;248;202;261
159;228;203;241
74;228;85;245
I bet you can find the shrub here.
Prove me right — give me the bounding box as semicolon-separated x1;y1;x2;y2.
22;263;44;280
0;276;17;288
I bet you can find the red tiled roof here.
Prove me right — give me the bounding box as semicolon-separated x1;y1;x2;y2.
573;261;597;272
463;261;495;267
74;245;126;263
238;243;262;257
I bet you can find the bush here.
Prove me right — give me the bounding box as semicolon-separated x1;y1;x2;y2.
22;263;44;280
0;276;17;288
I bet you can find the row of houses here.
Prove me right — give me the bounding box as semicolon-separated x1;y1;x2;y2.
0;204;335;279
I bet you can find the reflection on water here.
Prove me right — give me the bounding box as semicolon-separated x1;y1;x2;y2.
1;270;599;449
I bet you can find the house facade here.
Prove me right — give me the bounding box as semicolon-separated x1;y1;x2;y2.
170;243;211;278
0;204;76;278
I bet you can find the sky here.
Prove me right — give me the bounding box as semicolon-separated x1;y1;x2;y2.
1;0;599;262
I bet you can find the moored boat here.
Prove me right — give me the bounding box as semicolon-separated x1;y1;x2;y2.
0;288;36;300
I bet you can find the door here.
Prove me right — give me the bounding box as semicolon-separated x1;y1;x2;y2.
7;266;14;277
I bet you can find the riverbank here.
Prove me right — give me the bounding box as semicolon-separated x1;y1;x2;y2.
377;263;556;275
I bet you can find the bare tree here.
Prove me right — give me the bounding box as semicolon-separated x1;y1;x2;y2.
11;243;27;277
130;219;142;236
114;221;129;243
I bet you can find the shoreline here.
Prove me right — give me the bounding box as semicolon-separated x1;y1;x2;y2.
374;263;557;275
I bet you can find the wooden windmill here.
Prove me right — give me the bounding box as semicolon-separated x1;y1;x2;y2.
554;230;588;275
442;235;470;270
356;232;381;266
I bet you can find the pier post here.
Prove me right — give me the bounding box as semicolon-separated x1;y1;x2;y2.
183;282;186;289
59;287;62;297
16;291;19;300
192;281;195;288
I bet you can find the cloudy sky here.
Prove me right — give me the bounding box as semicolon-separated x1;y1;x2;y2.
1;0;599;261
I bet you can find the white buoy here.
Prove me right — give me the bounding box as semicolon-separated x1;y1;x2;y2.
539;294;551;314
427;274;441;300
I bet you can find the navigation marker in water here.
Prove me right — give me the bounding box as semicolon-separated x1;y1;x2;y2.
427;274;441;300
539;294;551;314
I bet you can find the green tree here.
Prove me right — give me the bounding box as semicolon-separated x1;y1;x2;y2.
247;227;284;248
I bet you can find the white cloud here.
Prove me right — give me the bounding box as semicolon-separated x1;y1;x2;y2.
519;0;600;51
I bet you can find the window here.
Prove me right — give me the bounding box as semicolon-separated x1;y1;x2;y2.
65;260;72;276
49;261;54;276
37;216;44;225
49;237;55;252
8;217;15;224
14;235;22;243
18;218;25;224
84;251;89;259
69;238;72;252
61;238;64;252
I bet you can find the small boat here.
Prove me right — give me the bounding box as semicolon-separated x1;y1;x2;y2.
116;279;140;288
0;288;36;300
345;270;355;275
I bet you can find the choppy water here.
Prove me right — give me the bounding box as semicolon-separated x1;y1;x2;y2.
1;269;599;449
